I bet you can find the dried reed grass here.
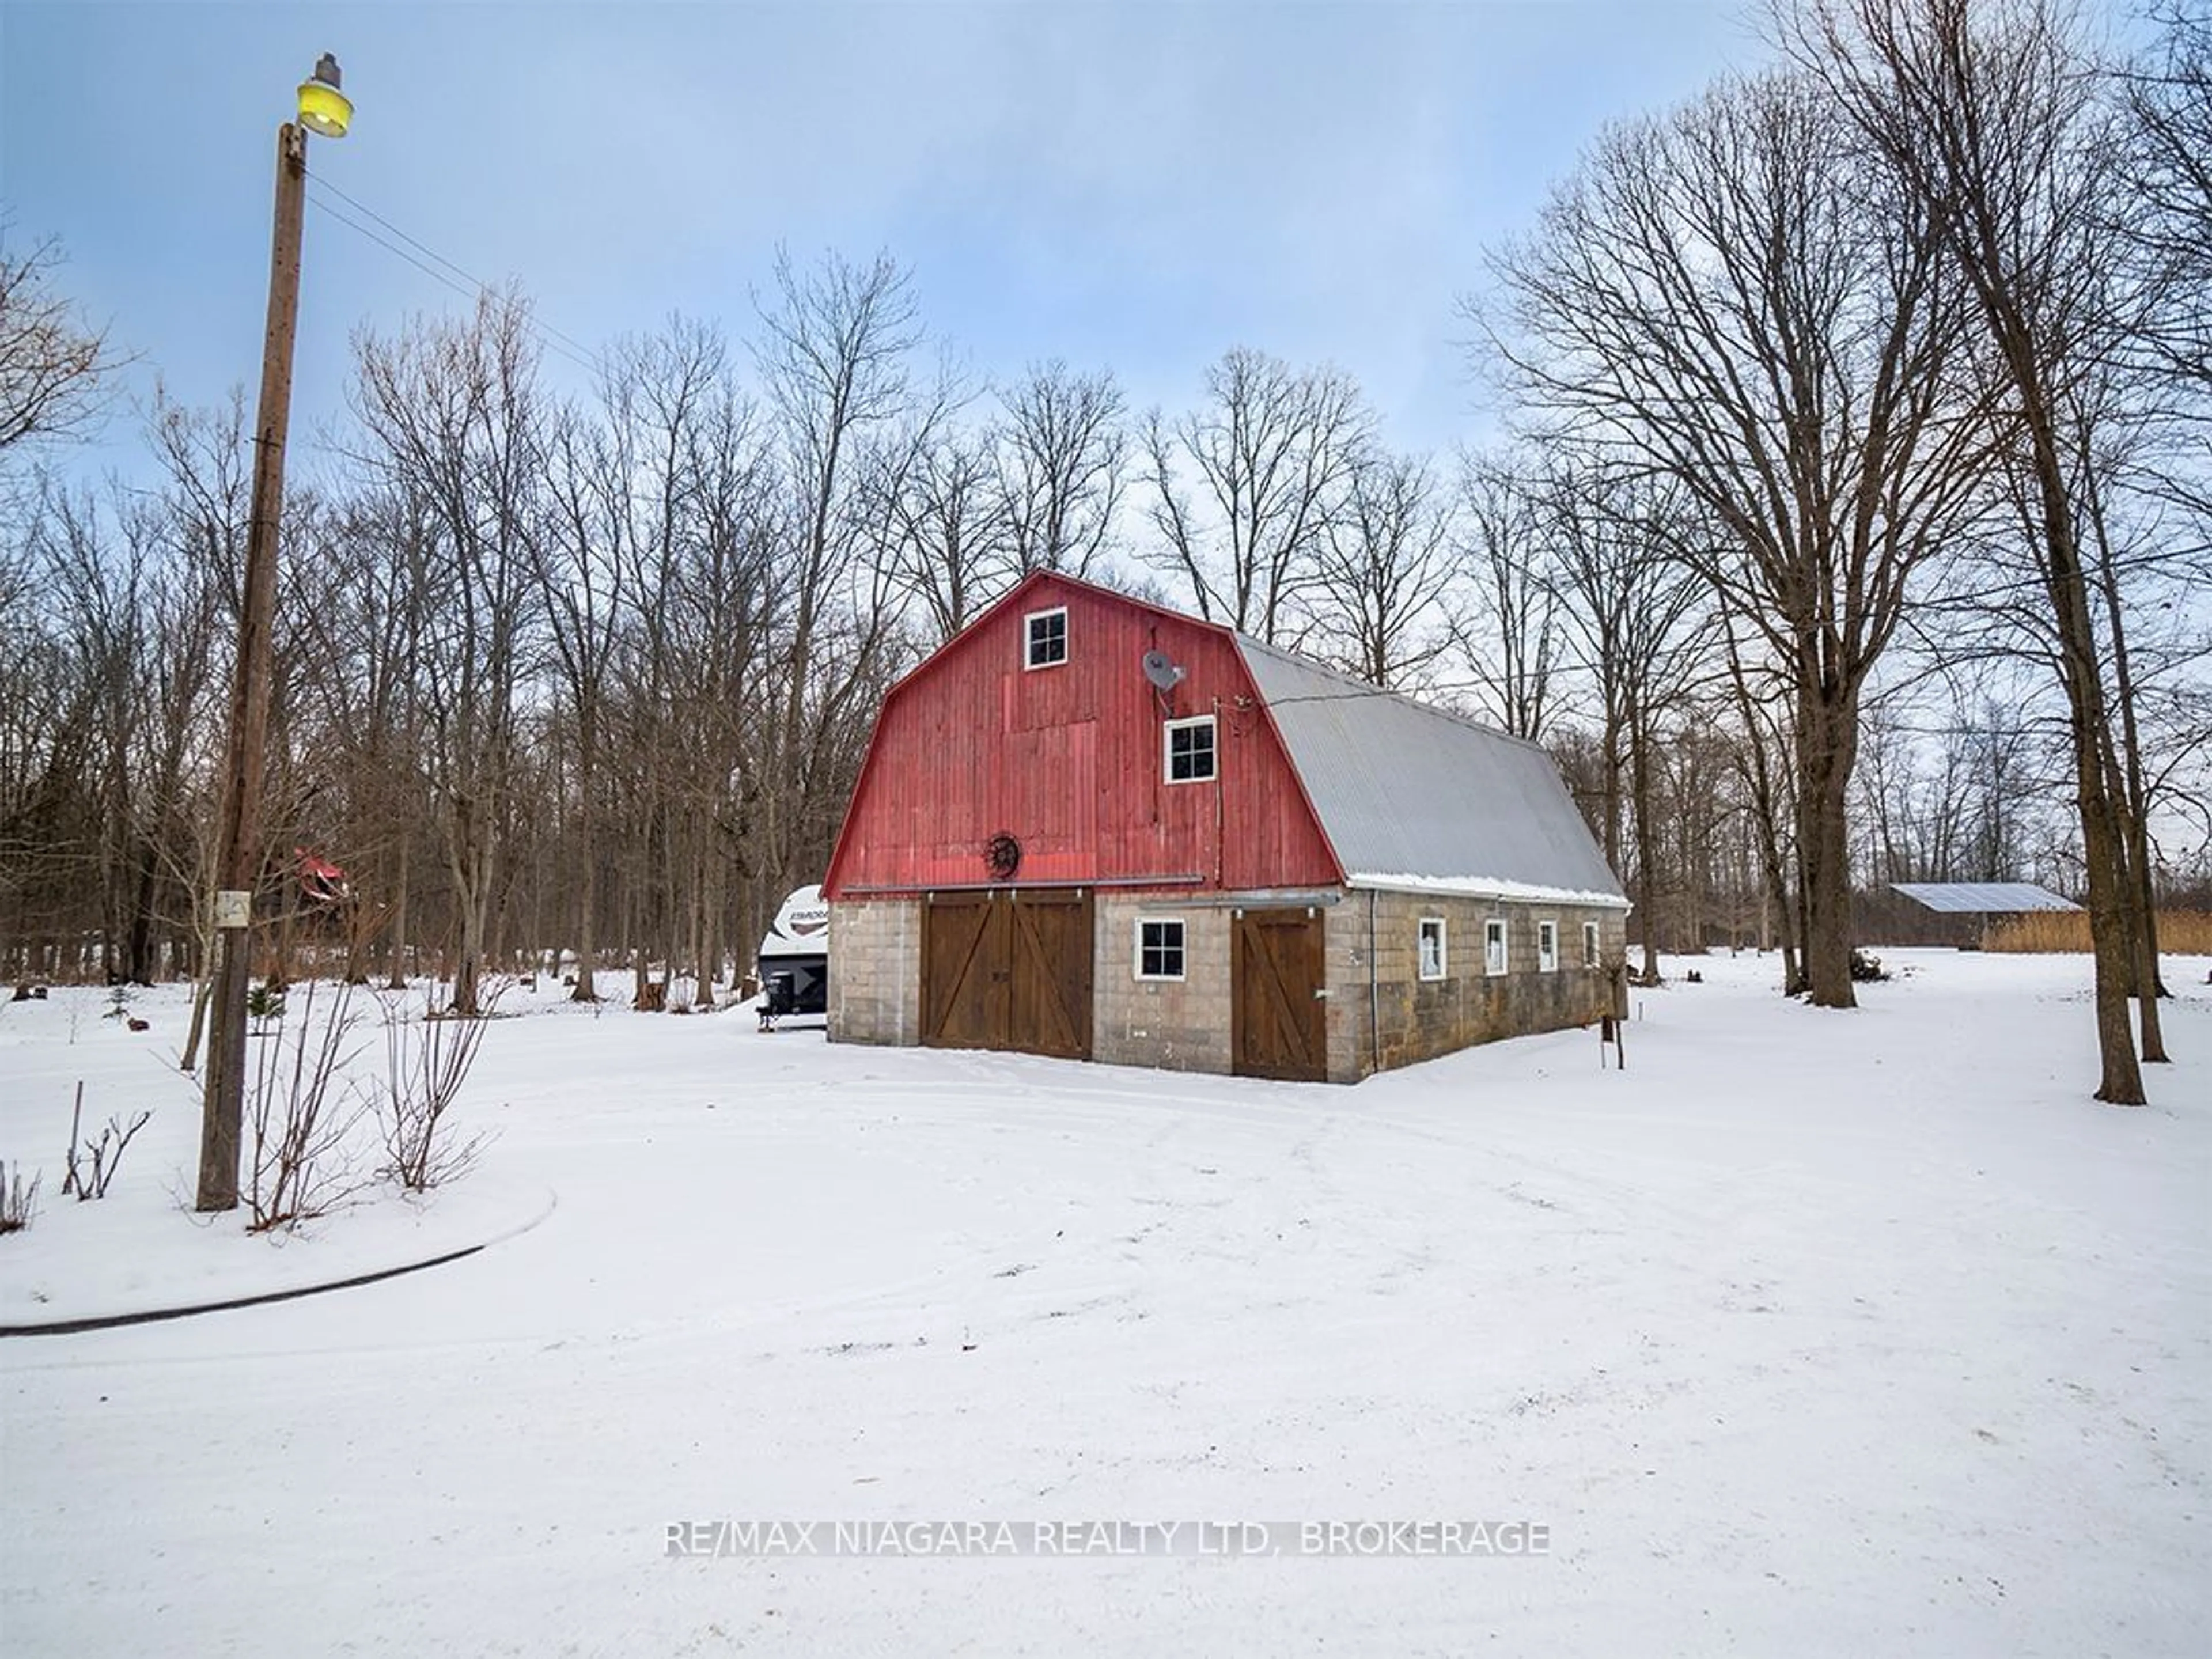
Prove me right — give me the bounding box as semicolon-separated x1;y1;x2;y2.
1983;910;2212;955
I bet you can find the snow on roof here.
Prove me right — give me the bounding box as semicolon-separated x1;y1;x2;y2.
1891;882;2082;914
1345;873;1634;910
1235;638;1627;905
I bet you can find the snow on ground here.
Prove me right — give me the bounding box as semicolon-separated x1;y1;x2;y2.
2;950;2206;1656
0;984;554;1328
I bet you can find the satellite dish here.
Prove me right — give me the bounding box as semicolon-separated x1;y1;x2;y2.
1142;650;1187;691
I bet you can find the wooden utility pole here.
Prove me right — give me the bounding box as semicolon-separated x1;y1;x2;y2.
197;122;306;1211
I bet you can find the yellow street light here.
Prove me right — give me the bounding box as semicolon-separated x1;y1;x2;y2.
297;52;353;139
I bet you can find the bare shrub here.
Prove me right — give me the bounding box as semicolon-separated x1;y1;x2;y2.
373;986;495;1192
0;1162;40;1234
246;977;371;1232
59;1082;151;1200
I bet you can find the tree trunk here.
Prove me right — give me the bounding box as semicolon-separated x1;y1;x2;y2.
1630;700;1662;984
2000;324;2145;1101
688;872;707;1010
385;841;410;990
570;748;600;1002
124;843;158;984
2086;493;2168;1062
1757;808;1802;992
2070;715;2146;1103
180;941;214;1073
449;828;488;1018
1796;676;1859;1010
274;870;298;990
700;854;723;1005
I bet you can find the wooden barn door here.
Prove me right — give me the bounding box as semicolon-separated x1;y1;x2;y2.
922;889;1092;1060
922;893;1009;1051
1009;889;1093;1059
1232;907;1327;1082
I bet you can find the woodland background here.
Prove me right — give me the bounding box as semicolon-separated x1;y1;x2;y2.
1;0;2203;1093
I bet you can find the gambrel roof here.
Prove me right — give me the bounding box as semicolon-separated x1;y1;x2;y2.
1236;637;1628;910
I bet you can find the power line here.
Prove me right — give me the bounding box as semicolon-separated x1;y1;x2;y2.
306;188;599;380
306;168;605;372
301;170;605;381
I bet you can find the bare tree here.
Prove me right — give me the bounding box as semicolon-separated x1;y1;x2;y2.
2108;3;2212;1014
1141;348;1372;643
0;229;119;458
995;360;1127;578
1480;69;1993;1007
753;249;920;902
1538;464;1715;982
2116;2;2210;487
1310;448;1456;690
586;319;743;1007
668;375;779;998
33;484;144;986
147;392;251;1052
880;418;1009;646
1450;457;1560;742
351;289;547;1018
540;321;740;1003
1782;0;2149;1097
1717;600;1806;988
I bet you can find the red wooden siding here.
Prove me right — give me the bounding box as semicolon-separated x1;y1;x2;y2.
825;574;1344;897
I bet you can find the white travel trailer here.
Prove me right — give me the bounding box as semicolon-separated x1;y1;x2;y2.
756;884;829;1029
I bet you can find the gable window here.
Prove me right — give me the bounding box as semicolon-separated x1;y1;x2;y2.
1164;715;1217;783
1582;921;1601;969
1484;918;1509;977
1418;918;1446;981
1537;919;1559;974
1135;918;1187;981
1025;607;1069;670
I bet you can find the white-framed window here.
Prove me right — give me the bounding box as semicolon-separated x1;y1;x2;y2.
1163;715;1217;783
1418;917;1447;981
1582;921;1601;969
1537;919;1559;974
1025;606;1069;669
1135;917;1187;981
1484;918;1509;977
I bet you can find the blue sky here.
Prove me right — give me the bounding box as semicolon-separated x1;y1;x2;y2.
2;1;1764;468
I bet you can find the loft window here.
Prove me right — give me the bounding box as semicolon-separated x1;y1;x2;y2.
1135;918;1187;981
1418;918;1446;981
1025;607;1068;670
1164;715;1216;783
1582;921;1601;969
1537;919;1559;973
1484;918;1509;976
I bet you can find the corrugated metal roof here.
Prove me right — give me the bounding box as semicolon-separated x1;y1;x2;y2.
1891;882;2081;914
1236;638;1628;906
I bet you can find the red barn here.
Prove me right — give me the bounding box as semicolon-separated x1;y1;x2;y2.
824;572;1627;1082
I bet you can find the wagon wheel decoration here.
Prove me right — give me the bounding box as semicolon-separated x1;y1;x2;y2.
983;832;1022;880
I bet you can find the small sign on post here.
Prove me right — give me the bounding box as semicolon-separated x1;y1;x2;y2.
213;890;252;930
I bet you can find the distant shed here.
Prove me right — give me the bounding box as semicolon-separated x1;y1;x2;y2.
1890;882;2081;948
